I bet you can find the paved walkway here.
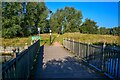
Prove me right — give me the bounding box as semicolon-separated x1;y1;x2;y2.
34;42;107;79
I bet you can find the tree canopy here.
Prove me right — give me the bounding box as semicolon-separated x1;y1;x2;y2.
2;2;119;38
2;2;48;38
50;7;82;33
80;18;98;34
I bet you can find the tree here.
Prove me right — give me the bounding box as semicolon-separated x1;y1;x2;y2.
24;2;48;34
99;27;107;35
0;2;2;37
110;27;120;36
35;2;49;33
2;2;49;38
80;18;98;34
50;6;83;33
2;2;23;38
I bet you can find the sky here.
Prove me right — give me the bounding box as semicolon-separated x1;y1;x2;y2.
46;2;118;28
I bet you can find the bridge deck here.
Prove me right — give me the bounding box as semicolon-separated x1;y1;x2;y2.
33;42;107;79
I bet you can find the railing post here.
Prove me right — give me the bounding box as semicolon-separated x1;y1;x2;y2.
101;42;106;71
68;38;70;50
64;38;66;48
66;38;68;49
79;40;80;58
63;38;64;46
87;43;90;63
73;39;74;53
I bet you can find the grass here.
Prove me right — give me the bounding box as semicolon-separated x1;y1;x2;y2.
1;33;58;47
1;36;31;47
55;32;120;46
1;33;120;47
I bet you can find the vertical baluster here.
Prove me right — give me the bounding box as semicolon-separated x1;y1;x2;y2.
110;51;113;75
114;50;117;78
108;51;110;74
67;39;68;49
10;65;13;78
116;52;119;79
102;44;106;72
77;42;79;56
105;51;107;73
87;43;90;63
107;51;109;74
113;50;116;77
80;44;81;58
111;51;115;76
7;69;10;79
84;44;86;59
63;38;64;46
13;63;16;78
109;50;112;75
69;40;71;51
64;39;65;48
117;52;120;79
78;42;80;58
81;44;83;58
73;39;74;53
82;44;84;59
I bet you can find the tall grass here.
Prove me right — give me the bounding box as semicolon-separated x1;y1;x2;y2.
1;33;120;46
55;33;120;46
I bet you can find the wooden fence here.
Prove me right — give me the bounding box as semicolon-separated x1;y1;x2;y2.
2;40;40;80
63;38;120;79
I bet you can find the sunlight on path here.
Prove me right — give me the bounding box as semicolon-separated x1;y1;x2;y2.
34;44;107;79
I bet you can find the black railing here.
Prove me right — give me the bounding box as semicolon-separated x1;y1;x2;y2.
1;40;40;80
63;38;120;79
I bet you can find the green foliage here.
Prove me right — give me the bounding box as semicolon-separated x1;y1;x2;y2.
50;7;82;33
98;26;120;36
2;2;119;38
2;2;48;38
35;2;49;33
110;26;120;36
2;2;23;38
99;27;107;34
80;18;98;34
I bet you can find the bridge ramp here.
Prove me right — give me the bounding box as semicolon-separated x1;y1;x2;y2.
34;43;107;79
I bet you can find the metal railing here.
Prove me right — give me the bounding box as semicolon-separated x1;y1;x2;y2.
63;38;120;79
2;40;40;80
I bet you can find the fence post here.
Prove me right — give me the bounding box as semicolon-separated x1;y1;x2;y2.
63;38;64;46
101;42;106;71
87;43;90;62
68;38;70;50
73;39;74;53
79;40;80;58
65;38;67;49
64;38;66;48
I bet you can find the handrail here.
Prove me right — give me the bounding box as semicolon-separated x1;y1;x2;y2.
63;38;120;79
2;40;40;80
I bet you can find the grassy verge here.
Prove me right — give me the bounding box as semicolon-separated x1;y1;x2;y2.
1;36;31;47
1;33;120;47
55;33;120;46
1;33;58;47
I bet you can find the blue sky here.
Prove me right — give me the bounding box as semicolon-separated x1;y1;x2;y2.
46;2;118;28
